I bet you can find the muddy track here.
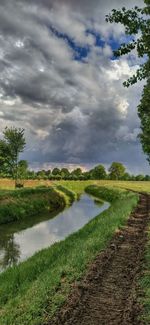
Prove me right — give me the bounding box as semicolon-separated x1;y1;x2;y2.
48;194;150;325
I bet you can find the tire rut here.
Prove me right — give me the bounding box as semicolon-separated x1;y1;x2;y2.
47;194;150;325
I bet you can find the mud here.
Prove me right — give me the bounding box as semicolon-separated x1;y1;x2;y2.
48;194;150;325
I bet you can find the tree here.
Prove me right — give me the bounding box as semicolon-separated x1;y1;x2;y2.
106;1;150;163
27;170;36;180
92;165;107;179
71;168;82;178
45;169;52;179
0;140;11;177
37;170;48;180
135;174;145;181
138;79;150;162
109;162;126;180
83;171;91;180
120;172;131;181
18;160;28;180
61;168;70;179
145;174;150;181
0;127;26;185
52;168;61;176
106;0;150;87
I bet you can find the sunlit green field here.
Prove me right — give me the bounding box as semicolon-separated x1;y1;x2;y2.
0;178;150;193
56;180;150;194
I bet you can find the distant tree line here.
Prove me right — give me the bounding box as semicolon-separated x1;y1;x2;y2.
27;162;150;181
1;161;149;182
0;127;149;182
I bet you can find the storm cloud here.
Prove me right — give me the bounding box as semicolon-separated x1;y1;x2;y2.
0;0;149;173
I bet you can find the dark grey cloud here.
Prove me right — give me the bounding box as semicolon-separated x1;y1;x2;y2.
0;0;149;174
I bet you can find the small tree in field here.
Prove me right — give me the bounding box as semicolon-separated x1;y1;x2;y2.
0;127;26;186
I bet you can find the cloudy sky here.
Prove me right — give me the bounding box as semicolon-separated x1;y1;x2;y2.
0;0;149;174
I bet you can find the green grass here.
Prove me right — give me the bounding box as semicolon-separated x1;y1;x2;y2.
0;186;139;324
139;227;150;323
0;179;150;193
0;187;67;225
95;180;150;193
55;184;78;202
85;184;130;202
55;180;93;195
55;180;150;194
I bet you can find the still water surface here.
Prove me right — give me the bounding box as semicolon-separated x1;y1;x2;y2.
0;194;109;272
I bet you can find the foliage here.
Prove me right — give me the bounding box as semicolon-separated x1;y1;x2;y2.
73;168;82;175
0;186;138;324
52;168;61;176
0;162;149;182
0;141;11;177
0;127;26;184
106;0;150;87
106;1;150;163
91;164;107;180
138;79;150;162
18;160;28;180
60;168;70;179
109;162;126;180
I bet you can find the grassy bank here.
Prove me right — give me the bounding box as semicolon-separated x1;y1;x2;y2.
85;184;134;202
139;225;150;323
55;185;78;202
0;187;67;225
0;186;138;324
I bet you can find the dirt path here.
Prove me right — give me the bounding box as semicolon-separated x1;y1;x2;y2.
48;194;150;325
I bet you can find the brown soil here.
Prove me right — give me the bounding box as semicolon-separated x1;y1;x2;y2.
47;194;150;325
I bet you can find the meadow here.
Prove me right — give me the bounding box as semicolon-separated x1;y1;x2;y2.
0;178;150;193
56;180;150;194
0;184;138;324
0;179;150;324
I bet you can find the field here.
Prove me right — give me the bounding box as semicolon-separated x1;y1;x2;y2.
0;179;150;324
0;184;138;324
0;179;52;190
0;178;150;193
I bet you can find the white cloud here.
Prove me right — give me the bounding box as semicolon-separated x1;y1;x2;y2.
0;0;149;173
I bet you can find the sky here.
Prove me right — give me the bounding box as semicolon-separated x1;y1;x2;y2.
0;0;149;174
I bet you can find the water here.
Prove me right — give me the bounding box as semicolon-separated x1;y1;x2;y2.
0;194;109;272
